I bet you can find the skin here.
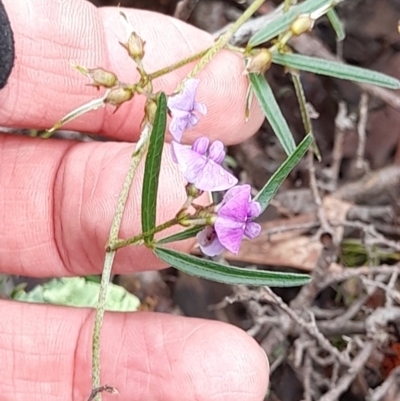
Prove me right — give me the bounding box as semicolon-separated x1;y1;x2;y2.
0;0;269;400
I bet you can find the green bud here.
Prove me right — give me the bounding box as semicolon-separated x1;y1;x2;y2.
104;86;133;108
244;49;273;75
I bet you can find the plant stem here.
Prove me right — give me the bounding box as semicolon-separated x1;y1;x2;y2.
147;48;210;81
91;251;115;400
91;122;153;401
111;217;180;250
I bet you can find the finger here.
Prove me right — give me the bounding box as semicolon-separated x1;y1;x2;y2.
0;300;269;401
0;0;263;145
0;134;207;277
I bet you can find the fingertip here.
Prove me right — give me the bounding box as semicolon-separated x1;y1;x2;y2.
78;312;270;401
0;0;263;145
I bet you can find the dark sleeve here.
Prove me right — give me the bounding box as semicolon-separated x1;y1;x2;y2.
0;0;14;89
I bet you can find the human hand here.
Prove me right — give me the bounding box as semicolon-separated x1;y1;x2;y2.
0;0;269;400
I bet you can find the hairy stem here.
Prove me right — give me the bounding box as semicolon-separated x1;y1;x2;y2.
147;48;210;81
110;217;180;250
91;122;153;400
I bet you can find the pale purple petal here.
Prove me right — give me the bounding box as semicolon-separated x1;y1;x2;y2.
197;226;224;256
167;79;199;111
167;79;206;141
187;113;200;129
193;159;238;191
192;137;209;155
171;141;207;183
217;185;251;222
220;185;250;206
208;141;225;164
171;137;237;192
169;112;191;142
212;185;261;254
244;221;261;239
214;217;245;254
194;102;207;115
248;201;261;219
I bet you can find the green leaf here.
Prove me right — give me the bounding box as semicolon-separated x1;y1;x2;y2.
141;93;167;243
255;134;313;212
154;247;311;287
157;226;204;245
248;0;333;47
272;53;400;89
327;9;345;41
291;72;321;160
249;73;296;156
12;277;140;312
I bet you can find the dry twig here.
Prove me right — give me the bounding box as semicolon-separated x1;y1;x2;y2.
319;342;375;401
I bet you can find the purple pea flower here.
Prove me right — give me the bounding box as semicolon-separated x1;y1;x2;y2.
171;137;238;192
197;185;262;256
167;79;207;142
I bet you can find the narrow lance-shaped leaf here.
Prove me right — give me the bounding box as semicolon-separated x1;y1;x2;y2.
249;73;296;156
255;134;313;212
248;0;334;47
157;226;204;245
154;247;311;287
291;71;321;160
141;93;167;243
327;9;345;41
272;53;400;89
249;74;296;155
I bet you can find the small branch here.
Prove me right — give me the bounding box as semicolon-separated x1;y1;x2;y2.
263;286;351;366
326;101;351;189
307;150;331;235
319;342;375;401
356;92;369;169
301;352;313;401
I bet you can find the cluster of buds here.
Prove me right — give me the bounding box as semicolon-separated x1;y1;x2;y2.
73;64;135;110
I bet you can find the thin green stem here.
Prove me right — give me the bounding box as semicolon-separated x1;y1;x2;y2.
108;123;152;242
111;217;180;250
147;48;210;81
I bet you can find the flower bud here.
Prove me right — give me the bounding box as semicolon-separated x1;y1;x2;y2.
104;86;133;109
87;68;118;88
244;49;273;75
72;64;118;89
290;15;314;36
121;32;145;60
143;98;158;125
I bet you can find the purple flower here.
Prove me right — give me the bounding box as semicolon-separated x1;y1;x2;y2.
167;79;207;142
197;185;262;256
171;137;238;192
197;226;225;257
